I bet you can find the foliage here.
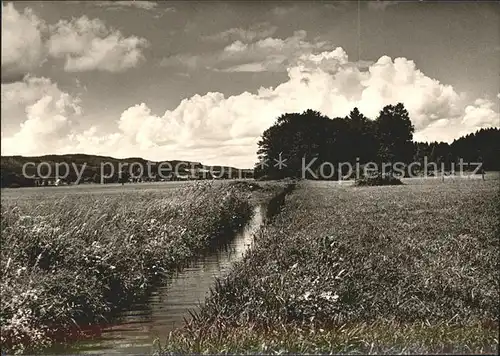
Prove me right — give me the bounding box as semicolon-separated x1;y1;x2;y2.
355;173;403;186
374;103;415;164
344;107;378;164
414;127;500;171
256;104;415;179
256;104;500;180
256;109;339;179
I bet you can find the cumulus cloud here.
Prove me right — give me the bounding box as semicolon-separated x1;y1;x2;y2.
414;98;499;143
359;56;464;130
47;16;149;72
2;46;499;167
1;3;149;79
462;98;499;128
1;77;82;156
1;3;47;83
1;76;68;113
89;49;500;166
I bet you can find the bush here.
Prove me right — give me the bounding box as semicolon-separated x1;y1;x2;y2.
256;175;271;181
355;173;403;186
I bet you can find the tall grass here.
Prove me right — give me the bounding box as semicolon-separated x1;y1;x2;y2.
0;181;252;354
160;179;499;354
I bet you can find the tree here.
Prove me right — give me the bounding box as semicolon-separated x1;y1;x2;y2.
374;103;415;165
451;127;500;171
256;110;337;179
254;103;499;181
344;107;378;163
92;173;101;184
118;170;130;184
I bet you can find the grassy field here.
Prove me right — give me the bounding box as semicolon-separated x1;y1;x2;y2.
160;178;499;354
0;181;279;354
0;180;233;198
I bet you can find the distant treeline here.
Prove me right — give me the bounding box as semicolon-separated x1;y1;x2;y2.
0;154;252;188
255;104;500;179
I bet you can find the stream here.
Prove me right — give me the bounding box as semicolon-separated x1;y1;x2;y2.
48;203;267;355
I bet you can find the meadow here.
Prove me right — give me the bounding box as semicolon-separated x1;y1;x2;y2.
0;180;277;354
160;177;499;354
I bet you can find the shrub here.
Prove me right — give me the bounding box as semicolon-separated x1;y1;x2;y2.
355;173;403;186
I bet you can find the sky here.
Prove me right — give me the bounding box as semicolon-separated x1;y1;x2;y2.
1;0;499;168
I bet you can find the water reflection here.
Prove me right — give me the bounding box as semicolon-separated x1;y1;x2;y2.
52;204;265;355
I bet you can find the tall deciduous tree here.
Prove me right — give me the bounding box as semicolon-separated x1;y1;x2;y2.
256;110;337;179
374;103;415;165
345;107;378;163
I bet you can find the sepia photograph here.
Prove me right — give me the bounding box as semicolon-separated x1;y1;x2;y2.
1;0;499;354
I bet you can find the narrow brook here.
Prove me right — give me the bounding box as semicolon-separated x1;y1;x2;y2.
49;203;267;355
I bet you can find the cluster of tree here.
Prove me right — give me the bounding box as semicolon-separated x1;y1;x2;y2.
413;128;500;171
255;103;500;179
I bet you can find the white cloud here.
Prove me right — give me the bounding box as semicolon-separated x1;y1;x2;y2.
203;23;278;43
414;96;499;143
99;49;500;166
2;76;60;108
271;5;298;17
2;46;499;168
1;77;82;156
1;4;150;79
218;30;337;72
461;98;499;128
47;16;149;72
1;3;47;83
66;126;122;156
359;56;464;130
94;1;159;10
224;40;249;53
161;30;337;73
87;1;176;16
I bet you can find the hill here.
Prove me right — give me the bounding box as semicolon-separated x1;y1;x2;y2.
0;154;253;188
